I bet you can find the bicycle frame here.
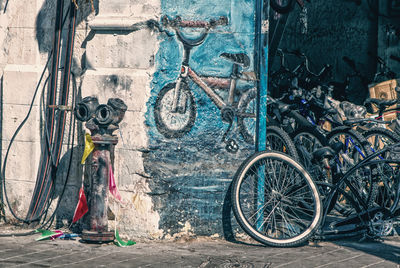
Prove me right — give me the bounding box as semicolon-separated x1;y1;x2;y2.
172;66;229;112
318;143;400;237
297;99;367;159
171;30;244;114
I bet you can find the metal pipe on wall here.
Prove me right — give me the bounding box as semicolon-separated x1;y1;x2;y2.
0;75;4;221
255;0;269;152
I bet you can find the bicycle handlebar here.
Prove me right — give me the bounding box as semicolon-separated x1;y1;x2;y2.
343;118;393;126
390;54;400;63
284;49;329;78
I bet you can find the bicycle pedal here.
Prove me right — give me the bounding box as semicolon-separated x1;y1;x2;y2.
225;139;239;153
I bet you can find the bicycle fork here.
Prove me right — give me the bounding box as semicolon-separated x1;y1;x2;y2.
171;67;189;114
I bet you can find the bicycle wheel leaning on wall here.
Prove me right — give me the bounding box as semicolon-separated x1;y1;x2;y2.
231;151;323;247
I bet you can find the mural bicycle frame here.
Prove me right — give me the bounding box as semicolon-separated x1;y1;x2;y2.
154;16;258;151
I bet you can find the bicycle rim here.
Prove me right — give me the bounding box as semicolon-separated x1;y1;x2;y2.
232;151;322;247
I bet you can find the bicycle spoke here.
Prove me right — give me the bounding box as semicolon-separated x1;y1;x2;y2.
232;152;322;246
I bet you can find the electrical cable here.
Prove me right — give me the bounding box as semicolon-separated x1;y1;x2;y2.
27;0;65;221
32;3;77;220
25;5;72;223
0;54;78;238
2;0;9;13
1;57;52;223
41;74;77;229
0;4;71;224
0;76;5;222
1;73;62;224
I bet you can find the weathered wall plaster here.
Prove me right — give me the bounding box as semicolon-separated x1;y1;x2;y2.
144;0;257;238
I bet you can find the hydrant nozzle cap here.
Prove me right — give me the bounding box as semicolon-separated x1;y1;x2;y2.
108;98;127;112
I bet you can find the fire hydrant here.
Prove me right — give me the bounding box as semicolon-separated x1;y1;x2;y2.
75;96;127;242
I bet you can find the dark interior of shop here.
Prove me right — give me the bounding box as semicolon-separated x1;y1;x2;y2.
268;0;400;104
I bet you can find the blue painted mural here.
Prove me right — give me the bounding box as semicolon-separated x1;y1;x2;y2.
144;0;257;236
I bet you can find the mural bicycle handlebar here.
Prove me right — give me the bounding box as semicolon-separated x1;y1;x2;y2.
162;15;228;29
154;16;258;153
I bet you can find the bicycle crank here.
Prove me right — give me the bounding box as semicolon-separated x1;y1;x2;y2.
220;107;239;153
368;211;393;237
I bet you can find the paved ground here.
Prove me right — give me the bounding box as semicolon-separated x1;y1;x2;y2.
0;234;399;267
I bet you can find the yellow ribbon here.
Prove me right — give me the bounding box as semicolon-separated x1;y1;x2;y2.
73;0;95;12
81;133;95;164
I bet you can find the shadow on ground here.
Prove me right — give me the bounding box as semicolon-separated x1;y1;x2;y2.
334;238;400;264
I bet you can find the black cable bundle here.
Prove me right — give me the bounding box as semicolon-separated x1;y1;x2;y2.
26;0;78;223
0;0;78;235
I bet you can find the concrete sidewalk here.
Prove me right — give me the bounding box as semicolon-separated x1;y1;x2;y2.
0;234;399;267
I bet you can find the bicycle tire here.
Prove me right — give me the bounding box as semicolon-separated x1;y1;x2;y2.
231;151;322;247
363;127;400;155
154;82;196;139
327;126;373;170
341;159;400;214
270;0;295;14
290;126;335;194
327;127;373;215
367;161;400;212
290;126;328;167
266;126;299;161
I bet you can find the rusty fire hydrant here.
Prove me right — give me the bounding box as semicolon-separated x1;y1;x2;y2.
75;96;127;243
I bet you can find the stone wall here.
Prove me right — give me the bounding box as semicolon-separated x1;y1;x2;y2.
0;0;164;238
1;0;45;221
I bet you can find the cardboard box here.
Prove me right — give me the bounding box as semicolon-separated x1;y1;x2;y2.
368;79;398;113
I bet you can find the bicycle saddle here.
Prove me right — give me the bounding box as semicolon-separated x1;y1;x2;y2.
220;53;250;68
330;141;344;154
312;147;335;162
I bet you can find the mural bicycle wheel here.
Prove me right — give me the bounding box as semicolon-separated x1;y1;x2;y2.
154;82;196;138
